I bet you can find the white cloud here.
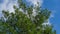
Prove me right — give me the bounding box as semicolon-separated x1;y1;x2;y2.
0;0;18;12
0;0;18;17
0;0;8;11
26;0;43;6
0;0;43;12
0;0;8;17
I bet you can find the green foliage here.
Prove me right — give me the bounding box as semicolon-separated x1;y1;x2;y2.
0;0;56;34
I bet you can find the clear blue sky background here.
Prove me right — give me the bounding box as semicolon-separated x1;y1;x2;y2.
0;0;60;34
42;0;60;34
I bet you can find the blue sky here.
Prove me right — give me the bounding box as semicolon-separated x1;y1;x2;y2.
0;0;60;34
42;0;60;34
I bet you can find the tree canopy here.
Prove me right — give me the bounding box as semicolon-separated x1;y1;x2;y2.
0;0;56;34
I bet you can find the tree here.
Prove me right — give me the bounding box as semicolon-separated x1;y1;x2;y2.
0;0;56;34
